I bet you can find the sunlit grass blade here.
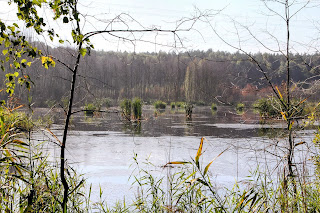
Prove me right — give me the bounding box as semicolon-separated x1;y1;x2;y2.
294;141;306;147
195;137;204;167
280;111;287;121
276;86;283;101
203;147;229;176
11;104;24;112
164;161;190;167
46;128;62;146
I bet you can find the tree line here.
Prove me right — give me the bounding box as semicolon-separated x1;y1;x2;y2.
1;43;320;107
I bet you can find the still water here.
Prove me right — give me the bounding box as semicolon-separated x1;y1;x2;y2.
34;106;315;204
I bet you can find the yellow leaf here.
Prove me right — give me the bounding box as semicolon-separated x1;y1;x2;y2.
295;141;306;147
280;111;287;121
203;147;229;176
195;137;204;165
41;56;46;64
46;128;62;146
276;86;283;100
289;120;294;130
41;56;55;69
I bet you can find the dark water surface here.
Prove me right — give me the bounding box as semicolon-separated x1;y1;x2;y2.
46;105;286;137
33;106;314;204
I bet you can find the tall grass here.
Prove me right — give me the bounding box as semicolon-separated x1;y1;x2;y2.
132;98;142;120
122;138;320;212
0;106;89;212
120;99;132;120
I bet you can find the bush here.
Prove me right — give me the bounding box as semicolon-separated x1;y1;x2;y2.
236;102;245;112
176;101;185;108
84;103;96;115
132;98;142;120
211;103;217;111
170;102;176;109
253;98;281;118
154;100;166;109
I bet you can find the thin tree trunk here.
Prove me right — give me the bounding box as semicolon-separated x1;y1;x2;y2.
60;41;83;212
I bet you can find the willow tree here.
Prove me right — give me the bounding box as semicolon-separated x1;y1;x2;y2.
184;60;197;103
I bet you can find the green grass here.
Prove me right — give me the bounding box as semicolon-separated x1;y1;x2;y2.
120;99;132;120
132;97;142;120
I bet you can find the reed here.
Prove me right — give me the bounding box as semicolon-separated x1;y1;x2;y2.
132;97;142;120
120;99;132;120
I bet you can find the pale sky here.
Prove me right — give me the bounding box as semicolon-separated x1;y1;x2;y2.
1;0;320;53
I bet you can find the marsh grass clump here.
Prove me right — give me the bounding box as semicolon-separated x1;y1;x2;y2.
154;100;166;109
121;99;132;120
120;98;143;120
132;97;142;120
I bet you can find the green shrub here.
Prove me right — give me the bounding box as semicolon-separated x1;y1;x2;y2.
132;98;142;120
253;98;281;118
84;103;96;115
176;101;185;108
211;103;217;111
154;100;166;109
236;102;245;112
170;102;176;109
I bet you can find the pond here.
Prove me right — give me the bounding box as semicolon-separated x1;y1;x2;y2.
33;105;315;204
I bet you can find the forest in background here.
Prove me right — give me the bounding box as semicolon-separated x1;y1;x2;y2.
1;42;320;107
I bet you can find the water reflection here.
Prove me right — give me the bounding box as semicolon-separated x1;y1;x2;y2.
34;106;289;138
122;121;142;135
